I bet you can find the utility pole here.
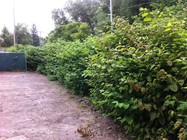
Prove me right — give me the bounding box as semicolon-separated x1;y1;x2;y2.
110;0;113;32
39;31;42;46
13;0;16;46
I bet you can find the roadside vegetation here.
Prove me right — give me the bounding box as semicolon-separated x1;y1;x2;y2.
7;0;187;139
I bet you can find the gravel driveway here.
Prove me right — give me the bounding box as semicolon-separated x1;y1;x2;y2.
0;72;131;140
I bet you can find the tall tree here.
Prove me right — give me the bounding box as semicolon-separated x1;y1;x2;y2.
52;9;69;25
99;0;151;21
0;37;3;47
15;23;32;45
48;22;91;42
0;27;13;47
64;0;99;33
151;0;179;10
94;7;110;34
31;24;40;46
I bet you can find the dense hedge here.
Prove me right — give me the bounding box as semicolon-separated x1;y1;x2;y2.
8;39;98;95
7;45;45;71
84;4;187;140
8;2;187;140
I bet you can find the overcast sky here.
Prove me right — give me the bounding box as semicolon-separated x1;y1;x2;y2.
0;0;68;37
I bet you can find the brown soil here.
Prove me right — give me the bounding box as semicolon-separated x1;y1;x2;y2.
0;72;131;140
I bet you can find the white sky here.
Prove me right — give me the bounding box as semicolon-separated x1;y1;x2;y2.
0;0;68;37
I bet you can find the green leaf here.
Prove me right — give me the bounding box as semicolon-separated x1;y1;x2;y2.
140;7;147;11
167;61;172;66
126;117;133;125
144;17;152;22
116;102;130;109
164;28;171;32
112;101;118;106
167;22;172;27
118;103;124;108
177;101;187;111
139;7;144;11
123;103;130;109
120;117;126;124
142;13;149;18
168;82;178;92
164;100;175;107
178;80;184;86
150;112;157;121
121;116;134;125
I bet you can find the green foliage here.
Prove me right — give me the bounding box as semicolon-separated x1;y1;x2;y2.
52;9;69;25
84;3;187;139
16;23;33;45
7;2;187;140
94;7;110;35
31;24;40;46
8;38;98;95
51;40;96;95
0;27;13;47
151;0;178;10
7;44;45;71
99;0;151;22
64;0;99;32
47;22;91;42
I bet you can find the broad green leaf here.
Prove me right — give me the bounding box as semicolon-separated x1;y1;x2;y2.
168;82;178;92
118;103;124;108
126;117;133;125
167;61;172;66
120;117;126;124
123;103;130;109
112;101;118;106
142;13;149;18
167;22;172;27
139;7;144;11
182;20;186;24
164;100;175;107
178;80;184;86
117;103;130;109
140;7;147;11
177;101;187;111
164;28;171;32
144;17;152;22
150;112;157;121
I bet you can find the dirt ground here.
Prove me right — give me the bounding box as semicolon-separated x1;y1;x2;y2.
0;72;131;140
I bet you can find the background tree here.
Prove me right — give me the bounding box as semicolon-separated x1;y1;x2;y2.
64;0;99;33
15;23;32;45
48;22;91;42
94;7;110;35
52;9;69;25
0;37;3;47
51;0;179;36
31;24;40;46
0;27;13;47
151;0;179;10
99;0;151;22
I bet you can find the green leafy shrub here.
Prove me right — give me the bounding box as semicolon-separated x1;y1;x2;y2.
53;38;98;95
7;44;46;71
39;39;97;95
8;38;98;95
7;2;187;139
84;3;187;140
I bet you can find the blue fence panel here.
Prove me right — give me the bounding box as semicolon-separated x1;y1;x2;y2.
0;53;27;71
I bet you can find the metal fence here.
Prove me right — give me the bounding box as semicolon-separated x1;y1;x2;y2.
0;53;27;71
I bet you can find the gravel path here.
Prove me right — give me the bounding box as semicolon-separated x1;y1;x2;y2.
0;72;131;140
